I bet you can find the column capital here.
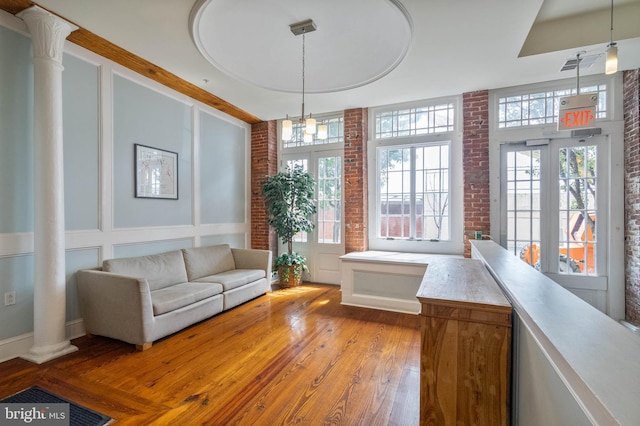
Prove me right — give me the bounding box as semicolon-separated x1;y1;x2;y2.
17;6;78;64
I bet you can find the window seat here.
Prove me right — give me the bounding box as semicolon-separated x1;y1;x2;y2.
339;251;461;314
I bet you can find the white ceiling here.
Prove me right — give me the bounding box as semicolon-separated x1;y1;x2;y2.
34;0;640;122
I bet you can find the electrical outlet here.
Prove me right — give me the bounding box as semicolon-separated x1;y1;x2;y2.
4;291;16;306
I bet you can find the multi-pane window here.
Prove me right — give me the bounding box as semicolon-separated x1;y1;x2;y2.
317;157;342;244
374;103;455;139
378;142;450;241
283;117;344;148
498;84;607;128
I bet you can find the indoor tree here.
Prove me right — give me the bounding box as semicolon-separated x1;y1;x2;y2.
261;164;316;287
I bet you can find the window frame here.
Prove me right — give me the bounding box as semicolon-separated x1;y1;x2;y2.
368;96;464;255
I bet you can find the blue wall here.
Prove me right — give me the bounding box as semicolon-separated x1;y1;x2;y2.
63;53;99;231
0;20;250;349
113;75;193;228
200;110;246;224
0;26;33;233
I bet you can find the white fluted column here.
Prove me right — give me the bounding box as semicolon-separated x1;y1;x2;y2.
18;6;78;364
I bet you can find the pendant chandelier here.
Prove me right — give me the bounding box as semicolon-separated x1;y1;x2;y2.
281;19;327;142
605;0;618;75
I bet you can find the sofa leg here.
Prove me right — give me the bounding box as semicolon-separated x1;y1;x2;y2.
136;342;152;352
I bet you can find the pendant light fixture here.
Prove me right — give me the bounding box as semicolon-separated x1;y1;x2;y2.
605;0;618;75
282;19;327;141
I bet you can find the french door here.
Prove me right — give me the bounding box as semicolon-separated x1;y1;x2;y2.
281;149;344;284
500;136;611;312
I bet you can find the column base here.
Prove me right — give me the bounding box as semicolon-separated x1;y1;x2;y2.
20;340;78;364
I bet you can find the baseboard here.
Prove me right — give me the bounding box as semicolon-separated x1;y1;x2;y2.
0;319;86;363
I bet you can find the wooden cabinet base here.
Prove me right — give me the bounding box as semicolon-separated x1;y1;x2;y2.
417;258;512;426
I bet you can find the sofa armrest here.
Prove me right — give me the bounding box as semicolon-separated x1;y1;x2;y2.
231;248;272;281
76;269;155;345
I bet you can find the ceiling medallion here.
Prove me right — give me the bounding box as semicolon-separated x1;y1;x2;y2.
190;0;413;93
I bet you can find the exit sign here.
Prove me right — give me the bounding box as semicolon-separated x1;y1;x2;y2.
558;93;598;131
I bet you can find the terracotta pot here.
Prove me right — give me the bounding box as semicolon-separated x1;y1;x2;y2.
278;264;303;288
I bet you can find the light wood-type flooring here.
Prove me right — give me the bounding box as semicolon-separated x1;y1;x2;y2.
0;284;420;425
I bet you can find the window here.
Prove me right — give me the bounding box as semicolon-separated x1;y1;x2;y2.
375;103;454;139
370;97;461;254
378;142;450;241
497;84;607;129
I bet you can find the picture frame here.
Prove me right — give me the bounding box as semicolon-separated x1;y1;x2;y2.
134;144;178;200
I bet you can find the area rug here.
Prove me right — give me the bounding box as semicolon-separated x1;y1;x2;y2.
0;386;112;426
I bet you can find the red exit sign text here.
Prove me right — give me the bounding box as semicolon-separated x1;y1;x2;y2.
559;108;595;129
557;94;598;131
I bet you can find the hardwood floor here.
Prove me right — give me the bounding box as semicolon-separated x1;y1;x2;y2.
0;284;421;425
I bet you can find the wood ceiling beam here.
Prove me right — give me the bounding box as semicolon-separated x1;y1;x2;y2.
0;0;263;125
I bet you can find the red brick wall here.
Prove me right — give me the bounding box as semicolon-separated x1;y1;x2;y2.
343;108;369;253
624;69;640;325
250;120;278;253
462;91;490;258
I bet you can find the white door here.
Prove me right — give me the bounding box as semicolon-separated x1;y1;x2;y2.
281;150;344;284
500;136;612;313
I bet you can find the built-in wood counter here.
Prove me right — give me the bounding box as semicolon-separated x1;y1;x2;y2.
472;240;640;425
416;257;512;426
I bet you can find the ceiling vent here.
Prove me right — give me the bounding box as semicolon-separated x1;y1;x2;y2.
560;54;600;72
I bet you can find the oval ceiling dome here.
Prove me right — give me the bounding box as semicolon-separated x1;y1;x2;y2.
190;0;413;93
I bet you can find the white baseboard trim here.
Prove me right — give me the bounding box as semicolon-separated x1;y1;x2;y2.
0;319;86;363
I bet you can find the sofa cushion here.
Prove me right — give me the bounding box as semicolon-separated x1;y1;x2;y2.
182;244;236;281
103;250;188;291
194;269;265;291
150;282;223;316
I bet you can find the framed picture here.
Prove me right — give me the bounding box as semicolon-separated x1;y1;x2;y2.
134;144;178;200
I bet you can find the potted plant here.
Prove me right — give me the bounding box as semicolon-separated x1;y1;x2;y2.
261;164;316;287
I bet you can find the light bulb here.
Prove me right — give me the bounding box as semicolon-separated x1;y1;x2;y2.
605;43;618;75
282;118;293;141
303;131;313;143
305;117;316;134
317;124;328;139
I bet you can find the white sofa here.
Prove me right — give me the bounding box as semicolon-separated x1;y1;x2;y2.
76;244;272;350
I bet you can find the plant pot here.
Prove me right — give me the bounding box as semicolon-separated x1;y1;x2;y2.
278;264;303;288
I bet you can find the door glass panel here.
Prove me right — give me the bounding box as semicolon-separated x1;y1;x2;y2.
558;145;597;275
504;148;542;268
317;156;342;244
285;159;309;243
